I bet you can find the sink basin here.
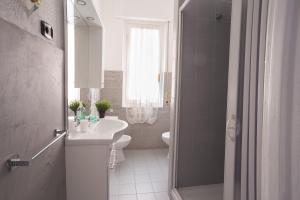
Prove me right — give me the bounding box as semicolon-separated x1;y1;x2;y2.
66;118;128;145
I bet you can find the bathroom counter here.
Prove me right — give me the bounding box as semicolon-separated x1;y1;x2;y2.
66;118;128;145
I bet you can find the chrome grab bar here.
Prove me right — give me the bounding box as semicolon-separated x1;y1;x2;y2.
7;129;67;171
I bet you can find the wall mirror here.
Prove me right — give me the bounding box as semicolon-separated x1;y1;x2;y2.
66;0;103;119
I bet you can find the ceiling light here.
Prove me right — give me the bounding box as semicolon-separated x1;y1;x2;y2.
77;0;86;6
86;17;95;21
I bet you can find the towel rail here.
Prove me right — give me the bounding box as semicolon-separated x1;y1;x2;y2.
7;129;67;171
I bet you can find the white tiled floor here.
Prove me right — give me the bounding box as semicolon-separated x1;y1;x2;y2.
178;184;223;200
109;149;169;200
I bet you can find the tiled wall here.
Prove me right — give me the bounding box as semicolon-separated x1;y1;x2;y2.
176;0;231;188
0;1;66;199
101;71;172;149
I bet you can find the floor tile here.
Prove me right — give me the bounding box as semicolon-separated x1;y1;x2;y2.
136;182;154;194
110;195;119;200
110;184;119;196
137;193;156;200
119;184;136;195
110;149;169;199
152;181;168;192
119;175;135;184
118;194;138;200
178;184;223;200
134;173;151;183
149;173;167;182
154;192;170;200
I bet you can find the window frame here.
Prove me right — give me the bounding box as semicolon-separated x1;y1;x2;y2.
122;19;169;108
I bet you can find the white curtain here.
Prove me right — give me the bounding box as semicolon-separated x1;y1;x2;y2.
124;25;164;124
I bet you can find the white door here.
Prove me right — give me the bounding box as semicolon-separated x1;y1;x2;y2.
223;0;269;199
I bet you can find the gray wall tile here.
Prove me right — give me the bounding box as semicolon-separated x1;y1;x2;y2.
0;16;65;200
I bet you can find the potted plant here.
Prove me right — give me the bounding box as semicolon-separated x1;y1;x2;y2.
95;100;111;118
69;100;87;116
69;100;81;116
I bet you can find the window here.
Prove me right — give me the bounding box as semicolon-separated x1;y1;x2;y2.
123;20;168;108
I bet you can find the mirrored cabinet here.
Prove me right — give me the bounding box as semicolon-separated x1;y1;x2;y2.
66;0;104;125
74;10;102;88
67;0;103;106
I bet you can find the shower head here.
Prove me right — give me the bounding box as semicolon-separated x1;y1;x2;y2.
216;13;224;21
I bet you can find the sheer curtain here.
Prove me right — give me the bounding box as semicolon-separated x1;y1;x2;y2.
124;24;165;124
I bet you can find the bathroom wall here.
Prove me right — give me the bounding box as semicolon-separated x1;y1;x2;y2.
0;1;66;200
176;0;231;187
101;71;172;149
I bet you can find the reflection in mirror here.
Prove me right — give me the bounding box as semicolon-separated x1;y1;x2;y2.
67;0;103;122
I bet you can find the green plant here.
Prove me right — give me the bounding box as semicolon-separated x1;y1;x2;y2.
69;100;81;115
95;100;111;112
69;100;86;115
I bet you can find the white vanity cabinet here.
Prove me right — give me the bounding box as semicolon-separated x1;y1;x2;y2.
65;119;128;200
66;141;110;200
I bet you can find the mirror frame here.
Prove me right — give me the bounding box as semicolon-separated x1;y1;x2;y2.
64;0;69;132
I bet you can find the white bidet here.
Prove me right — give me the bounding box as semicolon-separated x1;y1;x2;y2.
110;135;132;168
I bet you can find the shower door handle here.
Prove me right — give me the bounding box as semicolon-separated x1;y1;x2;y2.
226;115;239;142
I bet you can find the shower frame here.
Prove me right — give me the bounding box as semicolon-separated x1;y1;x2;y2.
168;0;269;200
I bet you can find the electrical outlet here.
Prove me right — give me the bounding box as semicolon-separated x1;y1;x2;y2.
41;21;53;40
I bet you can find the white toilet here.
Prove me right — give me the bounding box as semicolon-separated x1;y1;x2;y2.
162;132;170;158
162;131;170;146
110;135;132;168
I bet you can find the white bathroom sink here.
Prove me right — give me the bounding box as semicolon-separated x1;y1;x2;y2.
66;118;128;145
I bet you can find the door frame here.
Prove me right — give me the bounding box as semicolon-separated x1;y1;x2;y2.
64;0;69;132
168;0;190;199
